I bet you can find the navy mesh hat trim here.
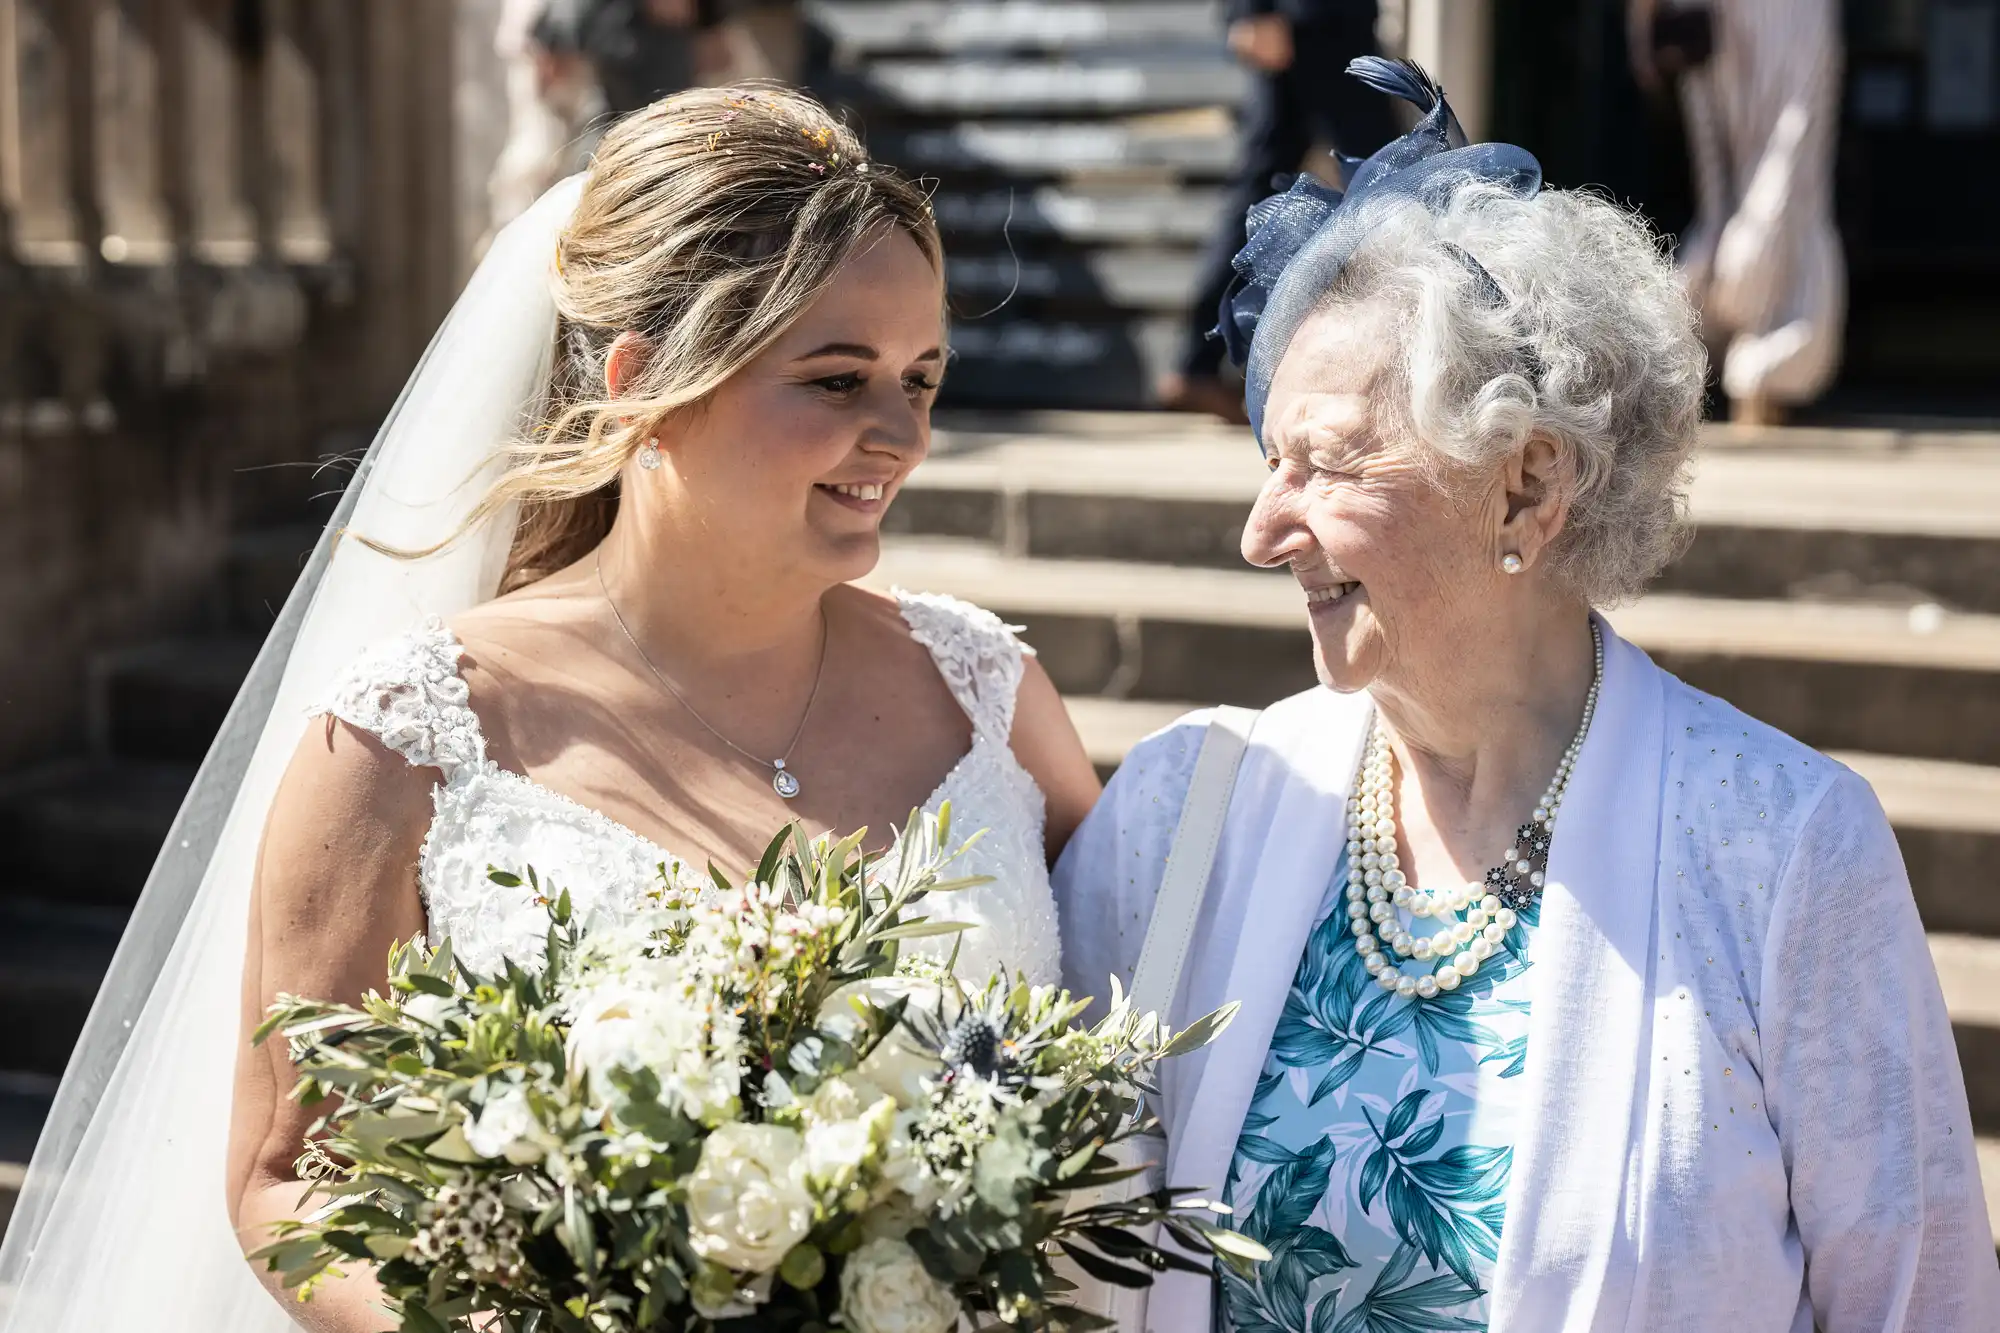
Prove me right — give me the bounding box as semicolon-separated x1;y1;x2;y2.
1216;57;1544;446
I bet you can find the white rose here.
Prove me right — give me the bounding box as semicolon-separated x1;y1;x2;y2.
806;1076;865;1124
804;1095;894;1192
820;979;957;1108
879;1110;940;1211
685;1123;814;1273
567;971;742;1124
464;1085;541;1162
840;1237;959;1333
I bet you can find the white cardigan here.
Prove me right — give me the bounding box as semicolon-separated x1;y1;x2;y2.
1052;628;1998;1332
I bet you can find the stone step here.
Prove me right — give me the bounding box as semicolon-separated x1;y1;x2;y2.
0;901;124;1078
900;420;2000;613
828;56;1248;116
948;247;1201;312
1931;935;2000;1137
807;1;1223;56
1834;754;2000;937
0;759;195;907
866;538;2000;767
878;116;1234;177
935;186;1225;245
91;634;261;764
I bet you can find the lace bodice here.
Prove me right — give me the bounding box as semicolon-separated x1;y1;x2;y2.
313;593;1061;987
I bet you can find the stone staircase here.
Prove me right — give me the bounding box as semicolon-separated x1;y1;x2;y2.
868;409;2000;1239
806;0;1242;407
0;522;319;1237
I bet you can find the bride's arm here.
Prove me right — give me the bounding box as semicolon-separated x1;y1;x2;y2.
226;717;435;1333
1009;656;1102;861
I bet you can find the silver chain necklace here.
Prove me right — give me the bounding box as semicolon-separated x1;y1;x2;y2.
596;552;827;800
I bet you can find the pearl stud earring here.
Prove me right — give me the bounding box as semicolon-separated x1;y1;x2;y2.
637;439;661;471
1500;552;1525;574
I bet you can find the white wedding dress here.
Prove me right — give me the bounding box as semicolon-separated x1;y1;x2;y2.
317;593;1063;988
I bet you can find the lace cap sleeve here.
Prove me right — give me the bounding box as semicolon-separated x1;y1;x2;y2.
896;590;1036;741
310;617;487;779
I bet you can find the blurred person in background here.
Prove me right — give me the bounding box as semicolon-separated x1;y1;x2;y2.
488;0;608;240
1630;0;1846;425
488;0;744;244
557;0;729;120
1159;0;1399;422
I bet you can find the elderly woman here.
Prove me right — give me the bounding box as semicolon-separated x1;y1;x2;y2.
1053;59;1997;1333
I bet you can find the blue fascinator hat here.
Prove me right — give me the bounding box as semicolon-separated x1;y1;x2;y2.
1219;57;1544;445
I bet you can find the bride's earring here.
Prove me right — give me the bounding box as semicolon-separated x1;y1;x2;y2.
1500;552;1525;574
637;438;661;471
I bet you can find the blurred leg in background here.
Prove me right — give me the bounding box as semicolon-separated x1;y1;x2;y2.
1632;0;1845;426
1162;2;1399;420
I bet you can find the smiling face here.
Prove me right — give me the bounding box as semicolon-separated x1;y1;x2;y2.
643;225;944;586
1242;302;1511;695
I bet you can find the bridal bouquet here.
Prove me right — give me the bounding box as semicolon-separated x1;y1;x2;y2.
253;808;1261;1333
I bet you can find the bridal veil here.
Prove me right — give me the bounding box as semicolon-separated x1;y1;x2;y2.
0;176;585;1331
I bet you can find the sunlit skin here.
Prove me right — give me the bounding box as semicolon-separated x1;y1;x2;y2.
604;225;946;598
1241;300;1598;901
226;226;1101;1333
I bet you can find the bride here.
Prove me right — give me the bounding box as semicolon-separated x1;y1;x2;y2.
0;86;1098;1333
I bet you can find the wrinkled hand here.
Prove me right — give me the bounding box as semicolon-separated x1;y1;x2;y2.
1227;14;1294;73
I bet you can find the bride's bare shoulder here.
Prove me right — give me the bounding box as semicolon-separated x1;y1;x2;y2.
833;583;945;666
445;560;596;668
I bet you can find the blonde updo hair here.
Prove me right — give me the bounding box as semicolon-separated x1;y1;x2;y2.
487;83;942;592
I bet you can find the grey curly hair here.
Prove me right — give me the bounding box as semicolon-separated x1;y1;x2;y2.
1313;179;1707;606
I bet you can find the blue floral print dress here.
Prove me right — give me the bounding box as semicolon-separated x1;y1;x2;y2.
1219;852;1538;1333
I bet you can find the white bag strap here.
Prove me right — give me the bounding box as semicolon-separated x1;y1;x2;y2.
1059;707;1258;1332
1128;705;1258;1023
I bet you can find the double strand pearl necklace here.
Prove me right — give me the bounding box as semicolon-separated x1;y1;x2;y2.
1345;622;1604;1002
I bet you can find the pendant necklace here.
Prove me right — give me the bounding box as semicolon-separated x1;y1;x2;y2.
1346;620;1604;1002
597;552;827;800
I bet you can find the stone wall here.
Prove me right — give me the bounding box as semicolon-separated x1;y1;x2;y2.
0;0;461;771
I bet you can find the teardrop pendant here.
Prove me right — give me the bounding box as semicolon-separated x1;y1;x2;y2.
772;760;800;800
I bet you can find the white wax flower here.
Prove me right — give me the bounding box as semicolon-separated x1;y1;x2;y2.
839;1237;959;1333
685;1123;814;1273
